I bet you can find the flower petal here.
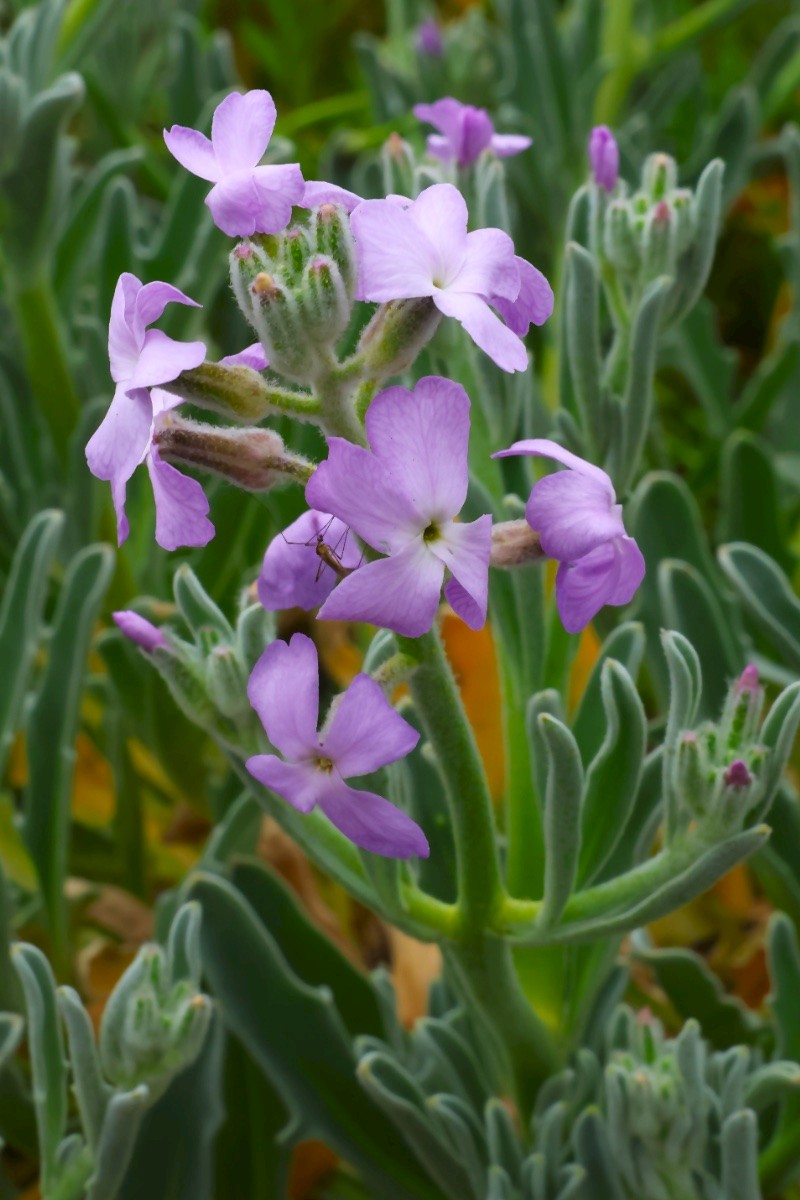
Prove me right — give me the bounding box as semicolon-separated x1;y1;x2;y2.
258;510;360;611
350;200;437;302
413;99;465;142
306;438;421;551
108;273;143;382
364;376;471;521
554;534;644;633
605;535;646;605
86;384;152;545
134;281;201;333
432;514;492;630
211;89;276;173
163;125;219;182
489;133;532;157
128;329;206;390
434;290;528;372
452;228;519;301
247;633;320;759
206;164;303;237
490;256;553;333
301;180;363;212
317;539;444;637
492;438;614;489
319;777;429;858
525;469;624;562
245;755;322;814
146;448;214;551
321;674;419;777
408;184;468;283
219;342;269;370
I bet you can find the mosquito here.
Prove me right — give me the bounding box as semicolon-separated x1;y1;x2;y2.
282;516;362;582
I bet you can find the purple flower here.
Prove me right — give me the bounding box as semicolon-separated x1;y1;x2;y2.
306;376;491;637
416;18;444;57
300;180;365;214
164;90;304;237
246;633;428;858
350;184;552;372
493;439;645;632
588;125;619;192
86;272;213;551
112;610;167;653
219;342;269;370
258;509;362;611
414;98;531;168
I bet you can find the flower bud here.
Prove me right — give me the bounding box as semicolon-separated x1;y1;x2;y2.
382;132;416;201
165;360;277;423
206;645;250;720
588;125;619;192
673;731;711;819
640;200;676;280
298;255;351;341
603;200;640;276
416;17;444;57
489;519;544;568
230;240;274;321
247;271;316;381
313;202;358;300
641;152;678;200
155;414;313;491
670;189;695;256
113;610;167;653
280;227;309;284
356;297;442;382
719;663;764;754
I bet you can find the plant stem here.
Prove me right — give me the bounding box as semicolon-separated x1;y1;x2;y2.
760;1120;800;1196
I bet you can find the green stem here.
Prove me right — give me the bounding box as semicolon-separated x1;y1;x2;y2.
398;628;503;930
760;1121;800;1196
7;271;80;470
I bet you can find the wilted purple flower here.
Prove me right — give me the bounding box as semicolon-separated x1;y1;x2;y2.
350;184;552;372
588;125;619;192
258;509;362;611
246;633;428;858
413;98;531;167
86;272;213;551
306;376;491;637
164;90;304;237
493;439;645;632
416;18;444;57
112;610;167;653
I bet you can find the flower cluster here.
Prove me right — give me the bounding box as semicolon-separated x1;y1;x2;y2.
92;89;646;858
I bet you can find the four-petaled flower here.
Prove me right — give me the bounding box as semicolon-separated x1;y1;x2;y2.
350;183;553;372
588;125;619;193
246;633;429;858
164;90;304;237
413;98;531;167
306;376;491;637
493;439;645;632
86;272;213;551
258;509;362;612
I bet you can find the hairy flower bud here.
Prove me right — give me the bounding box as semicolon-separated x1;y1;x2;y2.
356;297;442;381
382;132;416;200
230;240;274;320
603;200;640;276
206;645;250;720
113;610;167;653
298;255;351;341
640;199;677;280
155;414;313;491
313;202;358;300
642;152;678;200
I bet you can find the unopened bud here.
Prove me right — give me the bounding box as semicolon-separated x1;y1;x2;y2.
249;273;321;382
164;359;277;424
299;255;351;340
155;414;313;491
588;125;619;192
640;200;676;280
489;519;544;568
206;645;250;720
113;610;167;653
357;297;442;382
673;731;710;818
230;241;274;320
281;227;309;283
604;200;640;275
642;152;678;200
724;759;752;789
670;189;694;255
382;132;416;200
313;202;358;300
720;664;764;753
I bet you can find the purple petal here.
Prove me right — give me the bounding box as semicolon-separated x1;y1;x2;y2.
258;510;360;611
163;125;219;182
492;438;614;489
452;228;519;301
350;200;437;302
146;448;214;551
416;19;444;57
588;126;619;192
317;539;444;637
318;777;429;858
426;134;454;161
364;376;471;521
301;180;364;212
489;133;532;158
408;184;468;281
555;535;644;633
490;256;553;334
434;290;528;372
306;438;421;552
219;342;269;370
245;755;323;813
321;674;419;777
211;90;276;174
113;610;167;653
414;99;493;167
206;164;303;237
413;99;465;142
128;329;206;390
86;385;152;546
458;107;495;165
134;281;201;333
108;273;143;382
247;633;320;759
526;470;623;562
432;515;492;630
